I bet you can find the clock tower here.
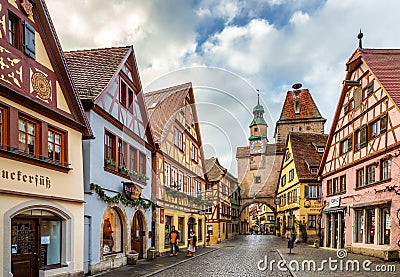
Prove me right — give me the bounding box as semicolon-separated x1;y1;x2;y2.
249;93;268;154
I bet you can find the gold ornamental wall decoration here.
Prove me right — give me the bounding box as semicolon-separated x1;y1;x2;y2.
21;0;34;16
31;72;51;101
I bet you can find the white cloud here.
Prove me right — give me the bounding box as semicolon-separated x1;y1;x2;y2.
289;11;310;24
46;0;400;173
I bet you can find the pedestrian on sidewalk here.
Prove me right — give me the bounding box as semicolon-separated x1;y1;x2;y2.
206;231;210;246
169;225;180;256
187;229;197;257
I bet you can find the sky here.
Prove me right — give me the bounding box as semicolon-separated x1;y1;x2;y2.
46;0;400;175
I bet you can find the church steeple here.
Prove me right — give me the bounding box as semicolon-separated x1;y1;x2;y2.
249;91;268;154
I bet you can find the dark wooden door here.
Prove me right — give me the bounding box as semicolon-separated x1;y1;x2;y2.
11;218;38;277
131;212;143;258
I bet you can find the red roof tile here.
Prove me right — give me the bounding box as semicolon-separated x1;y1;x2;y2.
64;46;131;99
144;83;192;142
355;49;400;107
277;88;325;122
290;132;328;180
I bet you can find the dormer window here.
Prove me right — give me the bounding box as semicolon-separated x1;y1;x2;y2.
294;98;300;114
310;168;318;175
317;147;324;153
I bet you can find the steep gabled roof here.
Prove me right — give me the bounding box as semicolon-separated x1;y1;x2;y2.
289;132;328;181
205;157;227;182
144;82;193;142
64;46;131;99
319;48;400;176
277;88;325;123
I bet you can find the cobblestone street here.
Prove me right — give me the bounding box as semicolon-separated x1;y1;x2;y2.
97;235;400;277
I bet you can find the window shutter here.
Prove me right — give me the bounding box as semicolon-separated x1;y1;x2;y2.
360;125;367;146
354;87;362;109
380;114;388;133
304;186;309;198
24;21;35;59
348;135;353;151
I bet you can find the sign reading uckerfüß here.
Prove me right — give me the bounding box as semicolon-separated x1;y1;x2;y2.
329;196;340;208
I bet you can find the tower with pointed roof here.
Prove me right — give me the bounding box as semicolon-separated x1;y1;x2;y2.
249;93;268;154
274;84;326;145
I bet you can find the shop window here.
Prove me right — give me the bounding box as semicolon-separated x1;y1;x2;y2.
178;217;184;243
366;209;375;244
381;159;391;181
164;216;172;246
12;209;62;270
198;219;203;241
355;210;364;243
381;208;391;245
18;116;38;157
308;215;316;229
48;128;64;164
207;225;213;236
102;208;122;254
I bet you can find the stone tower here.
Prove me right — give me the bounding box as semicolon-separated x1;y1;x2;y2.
274;84;326;145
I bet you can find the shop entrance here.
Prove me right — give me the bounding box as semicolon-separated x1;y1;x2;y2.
11;209;62;277
131;211;144;258
11;218;38;277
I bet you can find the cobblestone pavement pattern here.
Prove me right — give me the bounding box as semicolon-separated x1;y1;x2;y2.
98;235;399;277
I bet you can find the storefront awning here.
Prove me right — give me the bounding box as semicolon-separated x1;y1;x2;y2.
323;206;346;214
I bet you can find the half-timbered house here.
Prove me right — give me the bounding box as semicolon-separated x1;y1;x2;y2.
204;157;238;244
64;46;154;274
320;48;400;260
0;1;92;276
144;82;207;254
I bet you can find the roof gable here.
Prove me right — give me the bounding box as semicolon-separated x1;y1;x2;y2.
277;88;325;122
205;157;227;182
64;46;132;99
289;132;327;180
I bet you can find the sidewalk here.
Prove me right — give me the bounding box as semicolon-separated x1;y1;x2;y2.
275;237;399;277
94;245;221;277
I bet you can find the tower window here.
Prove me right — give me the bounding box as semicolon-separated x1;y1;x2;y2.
294;99;300;114
254;128;258;132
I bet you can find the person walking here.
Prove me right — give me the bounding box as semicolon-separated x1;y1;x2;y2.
169;225;180;256
206;231;210;246
187;229;197;257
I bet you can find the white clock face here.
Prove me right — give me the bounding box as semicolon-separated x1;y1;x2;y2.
250;140;264;153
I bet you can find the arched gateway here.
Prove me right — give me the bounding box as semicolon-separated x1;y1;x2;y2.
236;94;284;234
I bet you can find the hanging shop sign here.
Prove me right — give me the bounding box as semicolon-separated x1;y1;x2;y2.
123;182;142;200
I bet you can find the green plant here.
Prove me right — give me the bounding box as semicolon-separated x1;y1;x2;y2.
295;219;308;243
118;164;128;172
105;157;116;167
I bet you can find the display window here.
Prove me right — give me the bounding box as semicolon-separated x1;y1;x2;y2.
103;208;122;254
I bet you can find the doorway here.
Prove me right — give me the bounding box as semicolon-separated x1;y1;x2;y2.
188;217;196;239
11;218;38;277
131;211;144;258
